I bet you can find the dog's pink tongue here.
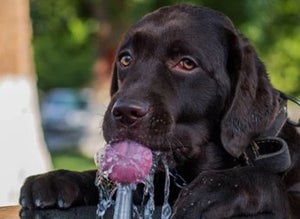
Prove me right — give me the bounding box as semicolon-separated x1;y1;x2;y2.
102;141;152;184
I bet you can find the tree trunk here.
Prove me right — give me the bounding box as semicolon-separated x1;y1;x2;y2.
0;0;52;205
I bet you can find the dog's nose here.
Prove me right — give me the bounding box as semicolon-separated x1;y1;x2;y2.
111;99;149;126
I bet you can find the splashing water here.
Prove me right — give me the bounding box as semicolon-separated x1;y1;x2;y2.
142;151;161;218
132;151;161;219
95;171;117;218
95;146;117;218
133;152;172;219
95;147;175;219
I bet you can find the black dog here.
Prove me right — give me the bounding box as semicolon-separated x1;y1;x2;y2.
20;4;300;218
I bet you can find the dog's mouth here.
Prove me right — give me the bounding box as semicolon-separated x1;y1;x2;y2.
96;140;153;184
104;128;173;151
102;122;192;171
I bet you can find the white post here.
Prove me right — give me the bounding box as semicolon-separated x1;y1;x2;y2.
0;0;52;206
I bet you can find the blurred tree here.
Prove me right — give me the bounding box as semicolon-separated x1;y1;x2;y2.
0;0;52;205
241;0;300;96
30;0;98;90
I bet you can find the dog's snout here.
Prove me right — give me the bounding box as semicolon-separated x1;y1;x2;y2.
112;99;149;126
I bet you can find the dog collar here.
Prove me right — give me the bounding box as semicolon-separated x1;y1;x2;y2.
242;93;293;173
243;138;291;173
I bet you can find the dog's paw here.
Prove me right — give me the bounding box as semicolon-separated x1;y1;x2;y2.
19;170;98;209
171;167;285;219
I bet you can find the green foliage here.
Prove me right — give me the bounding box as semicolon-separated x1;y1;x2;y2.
30;0;98;91
51;150;95;171
237;0;300;96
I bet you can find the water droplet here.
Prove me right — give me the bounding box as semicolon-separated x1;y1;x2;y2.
35;199;41;207
170;170;187;189
57;199;64;208
21;198;26;207
107;157;113;162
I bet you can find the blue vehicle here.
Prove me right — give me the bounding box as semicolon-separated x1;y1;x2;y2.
40;88;90;151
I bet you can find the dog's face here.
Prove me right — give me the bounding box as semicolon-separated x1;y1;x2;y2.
102;4;279;176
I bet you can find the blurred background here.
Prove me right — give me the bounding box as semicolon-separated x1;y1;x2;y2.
0;0;299;206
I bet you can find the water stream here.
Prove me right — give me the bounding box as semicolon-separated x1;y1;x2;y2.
161;156;172;219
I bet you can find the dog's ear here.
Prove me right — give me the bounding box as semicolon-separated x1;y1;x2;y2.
221;33;279;158
110;64;119;97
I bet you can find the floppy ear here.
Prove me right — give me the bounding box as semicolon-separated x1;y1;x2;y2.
221;33;279;158
110;64;119;97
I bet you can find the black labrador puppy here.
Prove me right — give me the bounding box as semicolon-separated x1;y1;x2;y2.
20;4;300;218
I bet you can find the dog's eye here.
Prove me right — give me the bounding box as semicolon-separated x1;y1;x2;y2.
119;55;132;67
178;58;196;71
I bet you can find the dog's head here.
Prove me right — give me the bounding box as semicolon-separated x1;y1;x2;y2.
102;4;279;174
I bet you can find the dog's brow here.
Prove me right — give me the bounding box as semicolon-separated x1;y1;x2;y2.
119;40;131;52
167;40;192;55
119;31;160;57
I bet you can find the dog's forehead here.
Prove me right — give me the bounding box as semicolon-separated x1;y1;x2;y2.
131;10;190;35
122;5;234;49
133;4;231;31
